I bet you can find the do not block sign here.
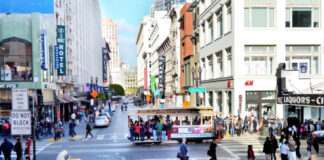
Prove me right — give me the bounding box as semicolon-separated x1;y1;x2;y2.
11;111;31;135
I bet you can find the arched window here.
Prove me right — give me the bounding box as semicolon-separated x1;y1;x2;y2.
0;37;32;81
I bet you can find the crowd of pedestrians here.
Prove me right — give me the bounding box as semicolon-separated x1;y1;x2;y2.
129;116;173;142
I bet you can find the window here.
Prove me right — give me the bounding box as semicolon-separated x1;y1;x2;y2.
244;0;275;28
286;0;320;28
226;47;232;76
208;91;213;106
202;116;212;125
0;38;32;81
216;51;223;78
207;18;213;43
286;45;320;74
226;2;232;32
201;23;206;46
216;11;223;37
192;116;201;125
244;46;275;75
207;56;213;79
181;116;191;125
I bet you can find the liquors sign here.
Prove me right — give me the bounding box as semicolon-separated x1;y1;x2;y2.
277;94;324;106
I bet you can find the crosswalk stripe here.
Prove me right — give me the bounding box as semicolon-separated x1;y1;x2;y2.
97;134;104;140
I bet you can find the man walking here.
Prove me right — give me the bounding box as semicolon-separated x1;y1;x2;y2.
156;120;163;141
208;138;217;160
1;137;14;160
179;138;189;160
85;121;94;140
14;138;23;160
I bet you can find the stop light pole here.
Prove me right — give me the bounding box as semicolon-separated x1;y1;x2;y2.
32;94;36;160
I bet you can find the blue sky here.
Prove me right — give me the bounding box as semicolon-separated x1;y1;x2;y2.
99;0;154;68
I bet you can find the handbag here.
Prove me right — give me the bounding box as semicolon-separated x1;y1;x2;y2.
207;150;212;156
177;152;184;158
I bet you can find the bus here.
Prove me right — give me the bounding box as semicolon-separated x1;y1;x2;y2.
128;106;221;143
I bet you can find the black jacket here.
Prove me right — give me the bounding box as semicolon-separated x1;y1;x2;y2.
1;140;13;155
263;140;272;154
14;142;22;154
209;142;217;156
86;124;92;131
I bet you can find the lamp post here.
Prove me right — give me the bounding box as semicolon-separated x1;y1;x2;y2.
90;77;93;92
192;66;202;107
95;77;98;92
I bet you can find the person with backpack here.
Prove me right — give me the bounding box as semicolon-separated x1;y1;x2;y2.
208;138;217;160
247;145;255;160
13;138;23;160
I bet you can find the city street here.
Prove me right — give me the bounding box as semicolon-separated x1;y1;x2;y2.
36;104;228;160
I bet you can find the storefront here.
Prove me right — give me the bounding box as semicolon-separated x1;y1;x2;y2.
245;91;276;120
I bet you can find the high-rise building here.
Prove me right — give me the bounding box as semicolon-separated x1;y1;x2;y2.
102;18;122;86
154;0;188;11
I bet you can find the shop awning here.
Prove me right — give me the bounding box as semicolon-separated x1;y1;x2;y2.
64;96;74;103
70;97;78;102
57;98;69;104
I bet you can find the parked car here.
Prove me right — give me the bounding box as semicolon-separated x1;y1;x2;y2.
94;116;109;127
312;130;324;142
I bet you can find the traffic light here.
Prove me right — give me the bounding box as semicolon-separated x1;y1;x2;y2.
196;98;200;106
37;94;44;106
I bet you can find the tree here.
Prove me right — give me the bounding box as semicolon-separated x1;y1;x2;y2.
96;93;107;104
109;84;125;96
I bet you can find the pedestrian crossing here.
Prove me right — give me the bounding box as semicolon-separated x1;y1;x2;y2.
0;141;52;158
219;134;312;160
78;133;130;141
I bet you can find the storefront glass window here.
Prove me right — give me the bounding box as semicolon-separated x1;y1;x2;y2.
217;91;223;112
208;91;213;106
261;91;275;100
0;38;32;81
246;91;258;100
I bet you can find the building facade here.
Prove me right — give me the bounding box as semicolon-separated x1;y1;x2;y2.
102;18;122;86
123;67;137;96
198;0;324;121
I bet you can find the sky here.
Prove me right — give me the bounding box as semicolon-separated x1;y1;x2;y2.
99;0;154;68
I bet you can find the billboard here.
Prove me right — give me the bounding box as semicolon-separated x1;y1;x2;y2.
0;0;54;14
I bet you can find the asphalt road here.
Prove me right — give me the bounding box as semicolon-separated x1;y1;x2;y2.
37;104;223;160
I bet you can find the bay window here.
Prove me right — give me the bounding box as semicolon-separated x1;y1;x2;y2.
0;38;33;81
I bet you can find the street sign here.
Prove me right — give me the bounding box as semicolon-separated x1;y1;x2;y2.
12;88;28;110
91;91;98;98
11;111;31;135
189;88;206;93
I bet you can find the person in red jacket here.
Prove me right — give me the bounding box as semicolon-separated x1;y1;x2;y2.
134;121;140;141
248;145;255;160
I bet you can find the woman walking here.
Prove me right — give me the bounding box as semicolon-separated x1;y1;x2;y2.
307;134;319;160
247;145;255;160
85;121;94;140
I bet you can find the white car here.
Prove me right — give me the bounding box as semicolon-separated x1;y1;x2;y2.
94;116;109;127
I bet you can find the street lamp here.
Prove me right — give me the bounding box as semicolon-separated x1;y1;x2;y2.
90;77;93;92
192;66;202;106
95;77;98;91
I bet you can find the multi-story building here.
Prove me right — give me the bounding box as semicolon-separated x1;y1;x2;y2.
154;0;188;11
102;18;122;86
123;68;138;96
198;0;324;121
137;15;154;101
179;4;194;104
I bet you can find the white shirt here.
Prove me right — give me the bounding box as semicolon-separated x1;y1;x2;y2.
281;144;289;155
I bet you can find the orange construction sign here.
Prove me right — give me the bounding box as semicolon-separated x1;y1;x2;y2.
146;94;150;101
91;91;98;98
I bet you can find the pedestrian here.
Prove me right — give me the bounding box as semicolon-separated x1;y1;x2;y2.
69;120;75;137
25;138;31;159
71;112;76;122
134;121;140;141
140;121;145;141
271;136;278;160
280;141;289;160
162;121;167;141
247;145;255;160
263;137;272;160
85;121;94;140
307;134;319;160
129;121;135;142
293;135;301;158
54;123;59;141
167;120;173;141
13;138;23;160
1;137;14;160
156;120;163;141
36;123;42;141
288;135;297;160
146;121;152;141
177;138;188;160
208;138;217;160
152;120;157;141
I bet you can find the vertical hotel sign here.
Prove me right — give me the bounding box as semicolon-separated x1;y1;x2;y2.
158;56;166;98
56;25;66;76
102;48;108;83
